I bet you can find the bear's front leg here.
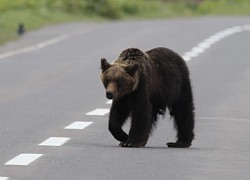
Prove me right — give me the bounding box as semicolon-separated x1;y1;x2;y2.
120;98;152;148
109;120;128;143
120;115;151;148
109;99;130;143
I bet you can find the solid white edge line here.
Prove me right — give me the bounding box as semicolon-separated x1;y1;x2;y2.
0;34;68;60
182;25;250;62
5;154;43;166
38;137;70;146
86;108;110;116
64;121;93;130
243;24;250;31
0;27;91;61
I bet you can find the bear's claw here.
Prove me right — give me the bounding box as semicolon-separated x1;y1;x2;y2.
119;142;131;147
119;141;145;148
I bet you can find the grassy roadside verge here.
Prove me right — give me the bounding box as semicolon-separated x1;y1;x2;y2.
1;0;250;45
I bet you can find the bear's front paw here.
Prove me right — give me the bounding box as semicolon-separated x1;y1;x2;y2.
119;141;145;148
167;141;191;148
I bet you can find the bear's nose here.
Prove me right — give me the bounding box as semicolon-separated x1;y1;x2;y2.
106;91;113;99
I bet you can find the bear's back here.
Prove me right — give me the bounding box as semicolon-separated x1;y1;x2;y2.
114;48;150;66
146;47;184;65
113;47;188;78
146;47;190;86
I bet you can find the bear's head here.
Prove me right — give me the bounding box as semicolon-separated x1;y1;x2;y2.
100;58;139;100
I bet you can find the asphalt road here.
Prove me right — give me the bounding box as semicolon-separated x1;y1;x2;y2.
0;16;250;180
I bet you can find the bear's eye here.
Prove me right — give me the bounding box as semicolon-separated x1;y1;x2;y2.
104;79;109;86
117;79;125;87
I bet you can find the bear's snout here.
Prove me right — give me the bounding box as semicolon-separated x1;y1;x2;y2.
106;82;117;99
106;91;114;99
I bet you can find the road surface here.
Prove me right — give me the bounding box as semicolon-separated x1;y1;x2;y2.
0;16;250;180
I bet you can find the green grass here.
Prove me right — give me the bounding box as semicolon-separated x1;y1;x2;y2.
1;0;250;45
197;0;250;15
122;1;198;19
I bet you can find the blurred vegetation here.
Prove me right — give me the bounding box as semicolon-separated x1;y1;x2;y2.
1;0;250;44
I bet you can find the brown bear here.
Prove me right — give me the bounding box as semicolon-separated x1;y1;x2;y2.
100;47;194;148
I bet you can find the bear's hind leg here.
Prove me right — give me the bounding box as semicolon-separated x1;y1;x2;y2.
167;105;194;148
167;84;195;148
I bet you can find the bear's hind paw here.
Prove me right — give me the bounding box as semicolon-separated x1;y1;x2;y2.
167;141;191;148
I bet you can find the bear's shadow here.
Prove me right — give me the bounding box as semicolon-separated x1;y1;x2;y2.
87;143;202;151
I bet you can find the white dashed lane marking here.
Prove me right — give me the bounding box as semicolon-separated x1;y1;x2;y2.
5;154;43;166
0;177;9;180
106;100;113;104
86;108;110;116
64;121;93;130
39;137;70;146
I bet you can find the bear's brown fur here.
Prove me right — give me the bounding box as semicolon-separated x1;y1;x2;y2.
100;47;195;148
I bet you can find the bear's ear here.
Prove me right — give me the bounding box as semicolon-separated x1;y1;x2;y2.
125;63;139;76
101;58;111;72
